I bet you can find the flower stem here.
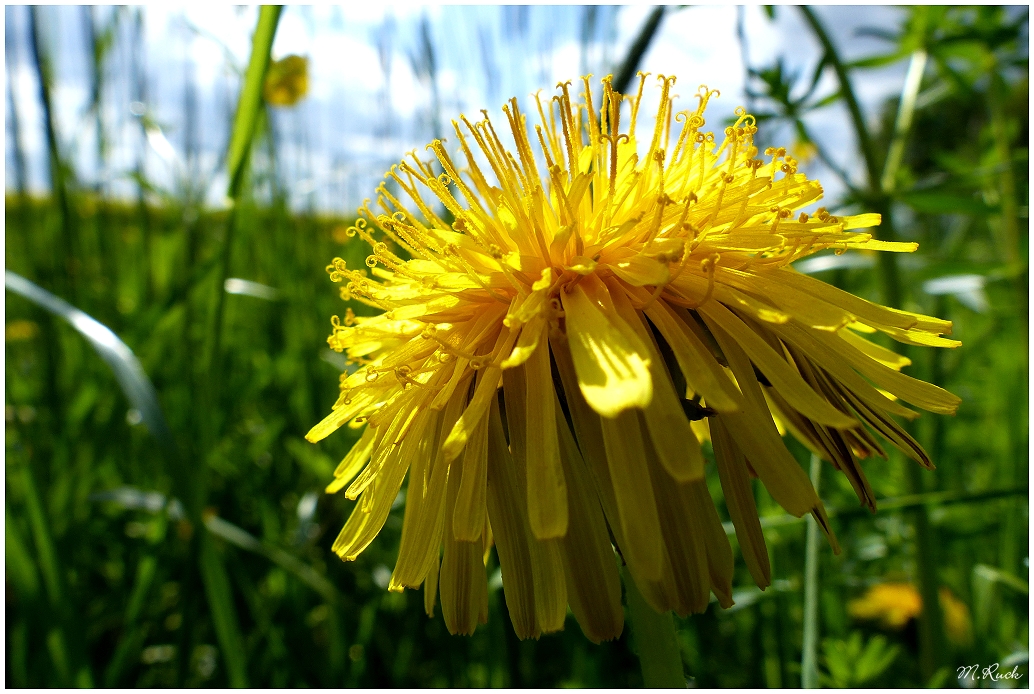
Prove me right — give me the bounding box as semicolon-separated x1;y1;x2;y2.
800;453;823;689
621;564;687;688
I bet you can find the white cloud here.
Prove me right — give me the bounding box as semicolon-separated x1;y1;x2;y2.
5;4;921;213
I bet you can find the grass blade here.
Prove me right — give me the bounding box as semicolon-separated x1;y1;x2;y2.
621;563;687;688
5;270;175;448
800;453;822;689
5;501;41;601
225;5;282;197
200;531;250;687
92;485;342;605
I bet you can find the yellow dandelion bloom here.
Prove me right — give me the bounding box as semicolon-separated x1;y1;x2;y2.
849;583;972;646
307;74;960;642
5;320;39;342
848;582;923;629
264;55;309;107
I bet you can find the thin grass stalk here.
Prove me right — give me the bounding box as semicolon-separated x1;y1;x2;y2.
188;8;282;686
131;8;155;304
579;5;598;81
799;10;947;681
6;11;29;198
987;65;1028;581
15;459;94;686
800;453;822;689
880;49;928;194
6;9;34;283
882;45;947;685
199;532;250;687
85;6;117;306
207;4;283;389
611;6;666;95
102;553;158;686
29;6;78;302
798;6;880;189
621;564;687;688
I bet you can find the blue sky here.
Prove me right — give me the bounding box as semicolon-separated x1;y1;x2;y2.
6;5;915;214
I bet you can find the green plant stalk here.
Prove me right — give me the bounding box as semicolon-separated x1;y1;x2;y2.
16;460;94;687
798;6;880;189
191;8;281;687
102;553;158;686
29;6;78;302
800;453;822;689
798;12;946;683
207;5;282;390
905;463;945;683
880;50;928;194
987;64;1027;579
621;563;686;688
200;532;250;687
880;46;946;687
611;6;666;95
5;43;29;197
987;65;1024;279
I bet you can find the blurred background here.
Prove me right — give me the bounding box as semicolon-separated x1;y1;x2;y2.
4;4;1028;687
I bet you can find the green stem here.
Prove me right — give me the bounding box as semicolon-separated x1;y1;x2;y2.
206;5;282;393
881;49;928;194
621;564;686;688
29;6;78;302
800;453;822;689
798;6;880;190
611;6;666;95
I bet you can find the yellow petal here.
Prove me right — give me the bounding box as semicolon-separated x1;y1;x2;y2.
690;479;736;608
332;411;433;561
305;389;377;443
501;315;545;369
485;399;567;639
441;329;517;460
640;428;711;616
711;417;771;588
423;551;440;618
600;409;665;580
839;328;912;370
810;327;961;415
774;321;921;420
523;335;568;539
639;298;740;412
606;277;704;482
706;326;824;519
554;399;624;643
716;267;853;331
325;425;380;494
699;301;858;429
561;279;652;418
391;391;465;589
440;431;488;636
452;387;490;542
610;254;671;287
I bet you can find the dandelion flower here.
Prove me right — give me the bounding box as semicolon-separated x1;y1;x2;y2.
849;583;972;646
307;74;961;642
264;55;309;107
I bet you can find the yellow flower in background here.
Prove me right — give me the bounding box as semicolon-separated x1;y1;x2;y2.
264;55;309;107
307;73;960;641
848;582;922;629
849;583;973;646
5;320;39;342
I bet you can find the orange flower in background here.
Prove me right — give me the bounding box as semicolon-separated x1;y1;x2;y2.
308;73;960;641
